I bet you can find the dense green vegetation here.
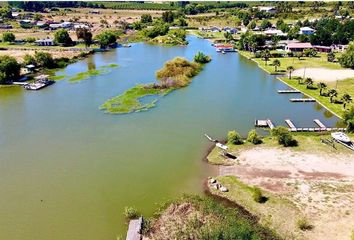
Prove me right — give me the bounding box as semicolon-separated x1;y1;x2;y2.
339;42;354;69
144;194;279;240
271;126;298;147
0;55;20;84
54;29;73;46
227;130;244;145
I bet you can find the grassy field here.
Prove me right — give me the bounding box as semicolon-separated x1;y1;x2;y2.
209;176;304;239
239;51;343;75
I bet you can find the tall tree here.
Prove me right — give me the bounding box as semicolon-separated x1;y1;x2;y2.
342;93;352;109
76;28;92;47
318;82;327;96
272;59;280;72
54;29;72;46
287;66;294;79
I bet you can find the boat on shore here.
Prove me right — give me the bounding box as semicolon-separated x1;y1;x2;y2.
331;132;354;150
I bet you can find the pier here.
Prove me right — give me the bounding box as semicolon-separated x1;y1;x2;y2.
277;89;301;94
285;119;297;131
255;118;346;132
289;98;316;102
126;217;143;240
255;119;275;129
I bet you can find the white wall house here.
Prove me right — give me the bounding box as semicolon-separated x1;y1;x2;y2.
299;27;315;35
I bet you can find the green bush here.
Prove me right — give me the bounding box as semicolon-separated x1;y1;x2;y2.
247;129;262;144
124;206;140;220
228;130;243;145
2;32;15;42
271;126;298;147
344;106;354;132
253;187;267;203
297;218;313;231
194;51;211;64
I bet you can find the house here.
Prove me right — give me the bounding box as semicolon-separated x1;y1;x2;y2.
89;10;100;14
35;38;55;46
314;45;332;53
286;42;313;52
24;64;35;73
299;27;315;35
74;24;89;29
11;12;20;18
258;6;277;14
0;24;12;29
49;23;62;30
264;29;286;36
61;21;73;28
223;27;237;34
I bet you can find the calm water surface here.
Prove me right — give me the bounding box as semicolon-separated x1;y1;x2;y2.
0;36;339;240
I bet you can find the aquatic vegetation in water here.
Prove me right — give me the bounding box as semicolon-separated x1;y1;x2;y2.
68;63;119;82
100;56;210;114
99;84;172;114
49;75;66;81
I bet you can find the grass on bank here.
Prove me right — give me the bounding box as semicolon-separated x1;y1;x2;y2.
68;63;119;82
209;176;304;240
143;194;279;240
280;77;354;117
100;57;208;114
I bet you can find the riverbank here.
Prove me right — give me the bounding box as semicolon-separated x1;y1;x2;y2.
206;132;354;240
237;50;354;118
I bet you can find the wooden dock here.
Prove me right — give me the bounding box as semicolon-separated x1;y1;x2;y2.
314;119;326;129
126;217;143;240
255;119;275;129
285;119;297;131
289;98;316;102
277;89;301;94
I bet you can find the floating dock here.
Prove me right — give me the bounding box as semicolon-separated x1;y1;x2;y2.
126;217;143;240
277;89;301;94
289;98;316;102
255;119;275;129
314;119;326;129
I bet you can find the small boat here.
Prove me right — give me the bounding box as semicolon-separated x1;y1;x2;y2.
222;51;226;54
216;142;228;151
331;132;351;143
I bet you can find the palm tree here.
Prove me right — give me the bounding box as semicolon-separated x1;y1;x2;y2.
342;93;352;109
287;66;294;79
317;82;327;96
261;50;271;65
272;59;280;72
328;89;338;103
304;78;313;87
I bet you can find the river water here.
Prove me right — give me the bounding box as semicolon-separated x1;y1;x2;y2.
0;36;340;240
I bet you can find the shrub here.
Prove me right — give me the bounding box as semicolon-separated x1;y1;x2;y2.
2;32;15;42
344;106;354;132
228;130;243;145
35;51;55;68
247;129;262;144
271;126;298;147
25;37;36;43
23;54;36;66
0;55;21;84
253;187;267;203
194;51;211;64
297;218;313;231
124;206;140;220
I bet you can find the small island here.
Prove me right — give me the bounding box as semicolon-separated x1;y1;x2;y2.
100;52;211;114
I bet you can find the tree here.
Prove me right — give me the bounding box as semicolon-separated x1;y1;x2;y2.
328;89;338;103
304;77;313;86
228;130;243;145
33;13;43;21
260;19;272;30
339;42;354;69
194;52;211;64
95;31;117;49
327;52;335;62
343;106;354;132
261;50;271;66
318;82;327;96
0;55;21;84
162;11;174;23
247;129;262;144
272;59;280;72
224;32;233;42
76;28;92;47
23;54;36;66
271;35;280;49
2;32;15;42
342;93;352;109
140;14;152;24
271;126;297;147
287;66;294;79
35;51;54;68
54;29;72;46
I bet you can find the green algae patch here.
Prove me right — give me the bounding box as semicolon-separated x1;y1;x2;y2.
99;84;172;114
68;63;119;83
49;75;66;81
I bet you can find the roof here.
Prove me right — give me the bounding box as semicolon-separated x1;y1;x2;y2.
35;39;54;43
300;27;315;31
264;29;285;35
287;42;313;49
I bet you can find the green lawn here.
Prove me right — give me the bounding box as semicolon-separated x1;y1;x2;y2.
0;42;100;50
239;51;343;75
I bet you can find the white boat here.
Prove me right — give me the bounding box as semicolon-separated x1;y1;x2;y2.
331;132;351;143
216;142;228;150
